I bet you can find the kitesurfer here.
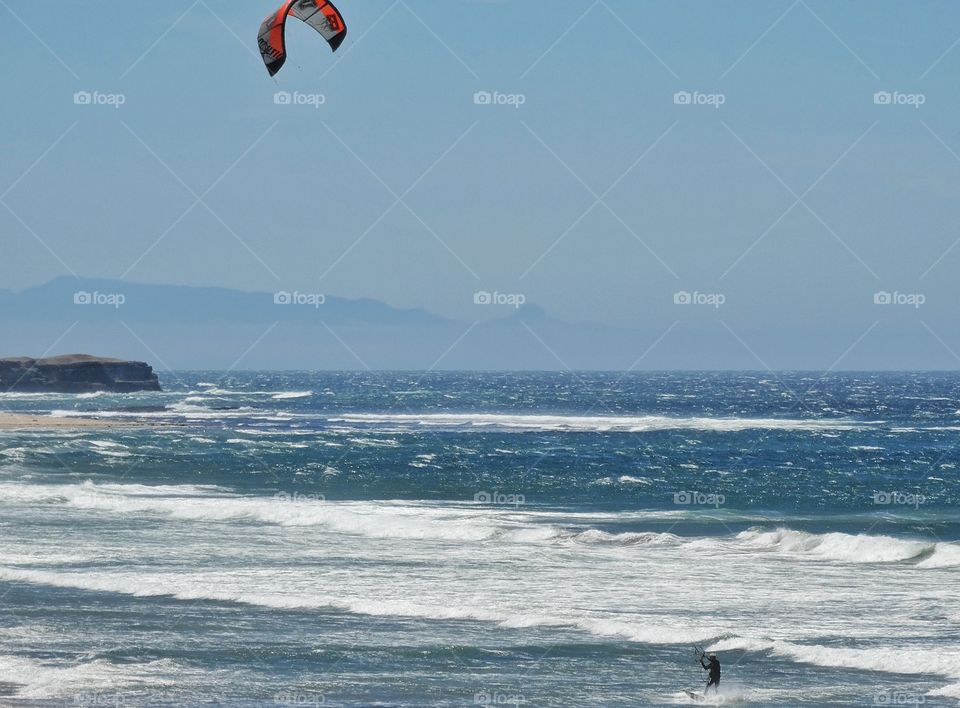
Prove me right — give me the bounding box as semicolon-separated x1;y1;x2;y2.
700;652;721;694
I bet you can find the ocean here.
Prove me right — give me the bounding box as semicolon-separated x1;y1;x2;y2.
0;371;957;706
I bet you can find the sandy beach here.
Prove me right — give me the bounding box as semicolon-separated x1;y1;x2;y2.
0;412;153;430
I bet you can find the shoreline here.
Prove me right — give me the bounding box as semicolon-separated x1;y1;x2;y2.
0;412;160;430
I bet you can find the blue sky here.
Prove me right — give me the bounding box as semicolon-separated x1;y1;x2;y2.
2;1;960;360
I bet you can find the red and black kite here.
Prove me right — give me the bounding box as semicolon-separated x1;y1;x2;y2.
258;0;347;77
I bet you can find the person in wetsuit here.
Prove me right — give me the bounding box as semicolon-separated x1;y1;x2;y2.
700;652;721;694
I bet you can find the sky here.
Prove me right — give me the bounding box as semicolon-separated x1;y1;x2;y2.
3;1;960;367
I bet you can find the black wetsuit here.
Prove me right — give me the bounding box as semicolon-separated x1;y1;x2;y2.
700;656;721;693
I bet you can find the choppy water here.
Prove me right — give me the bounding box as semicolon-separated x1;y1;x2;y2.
0;372;958;706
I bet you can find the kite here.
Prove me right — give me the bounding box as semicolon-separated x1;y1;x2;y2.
258;0;347;77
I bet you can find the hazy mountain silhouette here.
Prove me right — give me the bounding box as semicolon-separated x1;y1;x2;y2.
2;278;948;371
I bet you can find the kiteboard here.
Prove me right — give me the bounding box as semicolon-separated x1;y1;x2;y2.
683;689;705;703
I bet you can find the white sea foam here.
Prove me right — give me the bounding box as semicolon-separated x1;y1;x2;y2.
87;440;126;448
0;566;720;647
0;480;226;504
734;528;938;563
0;481;688;549
328;413;865;433
50;403;259;420
929;682;960;699
709;637;960;679
572;529;680;545
916;543;960;568
0;653;184;699
272;391;312;399
187;388;311;399
4;564;950;686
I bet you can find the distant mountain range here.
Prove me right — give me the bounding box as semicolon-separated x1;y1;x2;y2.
1;278;952;370
0;277;453;326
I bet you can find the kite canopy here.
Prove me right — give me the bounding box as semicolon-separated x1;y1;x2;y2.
258;0;347;77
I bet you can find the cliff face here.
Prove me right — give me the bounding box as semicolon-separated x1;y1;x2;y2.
0;355;161;393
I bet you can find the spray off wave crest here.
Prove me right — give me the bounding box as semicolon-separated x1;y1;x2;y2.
734;527;960;566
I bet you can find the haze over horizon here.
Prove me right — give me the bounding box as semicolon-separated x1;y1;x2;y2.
4;1;960;369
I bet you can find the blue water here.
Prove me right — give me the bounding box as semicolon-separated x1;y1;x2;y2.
0;372;957;706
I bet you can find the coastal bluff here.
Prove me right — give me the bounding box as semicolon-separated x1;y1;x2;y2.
0;355;161;393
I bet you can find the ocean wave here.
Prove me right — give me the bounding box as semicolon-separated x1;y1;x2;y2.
5;564;953;688
929;682;960;699
0;653;184;699
0;447;29;461
50;403;259;420
708;637;960;680
6;480;957;566
0;481;684;548
0;566;719;647
733;528;958;565
916;543;960;568
0;392;81;399
234;428;318;436
327;413;865;433
0;481;227;504
572;529;680;545
187;388;312;399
